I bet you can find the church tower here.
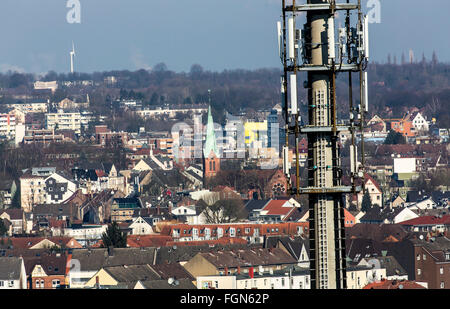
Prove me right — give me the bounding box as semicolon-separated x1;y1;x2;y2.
203;106;220;180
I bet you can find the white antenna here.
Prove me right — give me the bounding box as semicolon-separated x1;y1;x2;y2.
327;16;335;61
362;71;369;112
290;73;298;115
277;21;283;62
70;41;76;73
288;17;295;60
363;15;370;60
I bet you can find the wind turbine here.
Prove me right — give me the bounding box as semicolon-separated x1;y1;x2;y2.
70;41;76;73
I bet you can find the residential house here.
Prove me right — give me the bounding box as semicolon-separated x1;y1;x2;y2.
398;215;450;234
0;237;82;250
389;195;406;208
68;247;157;288
250;198;301;222
0;179;17;209
0;209;25;235
367;115;387;132
0;257;27;289
25;253;69;289
407;197;437;211
83;264;161;288
111;197;142;223
382;206;419;224
406;111;429;132
129;217;157;235
412;236;450;289
346;259;387;289
63;224;108;247
356;174;383;208
182;248;297;279
161;222;309;244
346;223;410;243
264;236;309;268
20;171;77;213
373;256;409;280
237;266;310;289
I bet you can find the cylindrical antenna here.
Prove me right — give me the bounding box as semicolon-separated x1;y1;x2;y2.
328;16;336;61
288;17;295;60
290;73;298;115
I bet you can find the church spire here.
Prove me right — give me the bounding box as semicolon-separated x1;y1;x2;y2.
204;105;218;158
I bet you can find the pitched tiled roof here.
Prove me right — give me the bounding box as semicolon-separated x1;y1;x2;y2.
138;278;196;289
375;256;408;277
149;263;195;281
71;248;157;271
346;223;409;242
262;199;296;216
363;279;425;289
398;215;450;226
0;257;23;280
1;209;23;220
126;235;173;248
104;264;160;283
364;173;383;193
23;253;68;276
244;199;270;212
199;248;296;268
264;235;308;261
154;243;262;264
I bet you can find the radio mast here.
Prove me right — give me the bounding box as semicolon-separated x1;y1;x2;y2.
278;0;369;289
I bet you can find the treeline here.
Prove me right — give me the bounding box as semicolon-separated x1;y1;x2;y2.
0;61;449;127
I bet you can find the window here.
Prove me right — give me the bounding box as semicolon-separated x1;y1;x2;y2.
8;281;13;287
417;268;421;275
35;280;39;289
423;254;426;260
441;282;445;289
440;267;444;275
52;280;60;288
229;228;235;237
417;254;420;261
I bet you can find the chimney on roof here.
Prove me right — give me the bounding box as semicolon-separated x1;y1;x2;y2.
95;276;100;289
249;267;254;279
107;246;114;256
237;266;241;275
224;267;228;276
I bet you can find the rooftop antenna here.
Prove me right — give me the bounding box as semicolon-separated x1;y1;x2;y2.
70;41;76;74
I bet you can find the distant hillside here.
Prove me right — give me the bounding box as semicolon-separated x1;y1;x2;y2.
0;62;449;127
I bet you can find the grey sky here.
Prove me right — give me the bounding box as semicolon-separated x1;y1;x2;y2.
0;0;448;74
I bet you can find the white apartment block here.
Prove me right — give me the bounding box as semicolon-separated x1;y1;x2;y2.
34;81;58;93
7;102;48;113
46;111;82;134
136;107;208;119
0;114;16;139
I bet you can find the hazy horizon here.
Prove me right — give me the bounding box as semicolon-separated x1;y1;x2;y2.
0;0;448;74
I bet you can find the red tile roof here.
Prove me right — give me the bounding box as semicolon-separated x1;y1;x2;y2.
262;199;296;216
126;235;173;248
364;173;383;193
363;279;426;289
398;215;450;226
166;238;247;247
